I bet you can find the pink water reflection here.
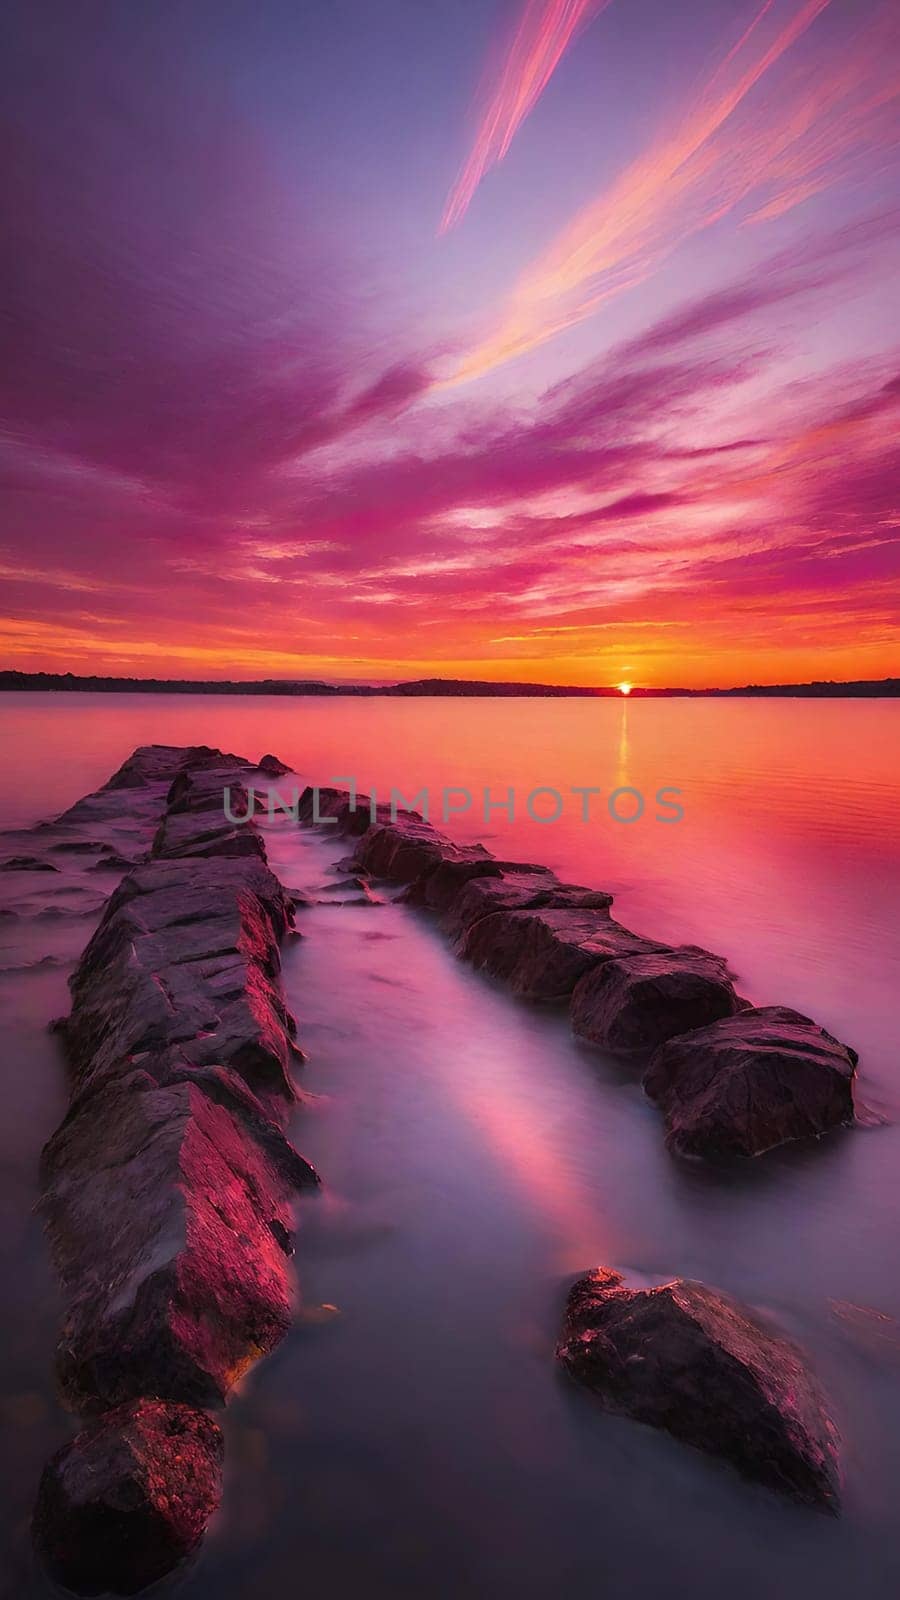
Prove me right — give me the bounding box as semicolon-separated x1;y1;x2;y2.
2;693;896;1100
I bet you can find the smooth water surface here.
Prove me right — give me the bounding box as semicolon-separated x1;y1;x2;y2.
1;693;899;1599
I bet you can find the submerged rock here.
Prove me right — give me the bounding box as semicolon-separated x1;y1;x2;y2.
34;1399;223;1595
571;949;740;1058
1;854;59;871
557;1268;840;1510
643;1005;857;1159
86;852;138;873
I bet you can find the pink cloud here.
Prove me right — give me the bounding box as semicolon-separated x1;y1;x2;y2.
439;0;612;232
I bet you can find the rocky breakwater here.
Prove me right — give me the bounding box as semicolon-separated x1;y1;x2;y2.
296;786;856;1508
299;786;857;1160
33;745;317;1595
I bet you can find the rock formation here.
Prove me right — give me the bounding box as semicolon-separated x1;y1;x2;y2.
570;949;742;1059
643;1006;858;1158
32;746;315;1593
34;1400;224;1596
557;1268;840;1510
297;790;857;1156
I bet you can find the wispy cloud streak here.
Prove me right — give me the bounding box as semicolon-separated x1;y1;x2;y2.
450;0;899;381
439;0;612;233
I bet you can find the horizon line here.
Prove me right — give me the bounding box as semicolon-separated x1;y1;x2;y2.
1;669;898;699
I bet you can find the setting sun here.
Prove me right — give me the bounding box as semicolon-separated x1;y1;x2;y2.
617;681;633;696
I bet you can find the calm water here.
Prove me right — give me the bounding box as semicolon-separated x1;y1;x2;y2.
1;693;899;1599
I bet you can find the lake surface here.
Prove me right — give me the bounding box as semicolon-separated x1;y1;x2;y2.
1;693;899;1599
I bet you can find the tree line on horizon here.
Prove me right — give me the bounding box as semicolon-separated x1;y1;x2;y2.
1;671;898;698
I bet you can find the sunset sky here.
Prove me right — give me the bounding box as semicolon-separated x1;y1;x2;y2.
1;0;898;687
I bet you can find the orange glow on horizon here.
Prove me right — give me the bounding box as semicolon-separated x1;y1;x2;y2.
1;608;896;691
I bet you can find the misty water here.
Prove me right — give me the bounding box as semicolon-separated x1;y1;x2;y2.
1;693;899;1599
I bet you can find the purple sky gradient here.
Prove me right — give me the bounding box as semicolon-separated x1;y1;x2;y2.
1;0;898;685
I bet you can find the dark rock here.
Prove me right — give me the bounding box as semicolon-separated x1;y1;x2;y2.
58;746;249;829
39;748;312;1404
571;949;740;1058
171;1063;319;1192
41;1071;305;1411
30;744;318;1584
557;1268;840;1510
87;852;138;873
298;785;387;833
34;1399;223;1595
151;801;264;861
110;852;293;939
443;869;613;947
1;854;59;871
165;765;255;816
297;784;426;842
643;1006;857;1159
258;753;293;777
269;1216;295;1255
103;744;252;793
297;783;343;822
65;852;298;1114
404;854;548;911
460;905;670;1001
353;818;489;883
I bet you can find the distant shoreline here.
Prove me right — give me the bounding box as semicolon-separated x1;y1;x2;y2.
1;671;898;698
